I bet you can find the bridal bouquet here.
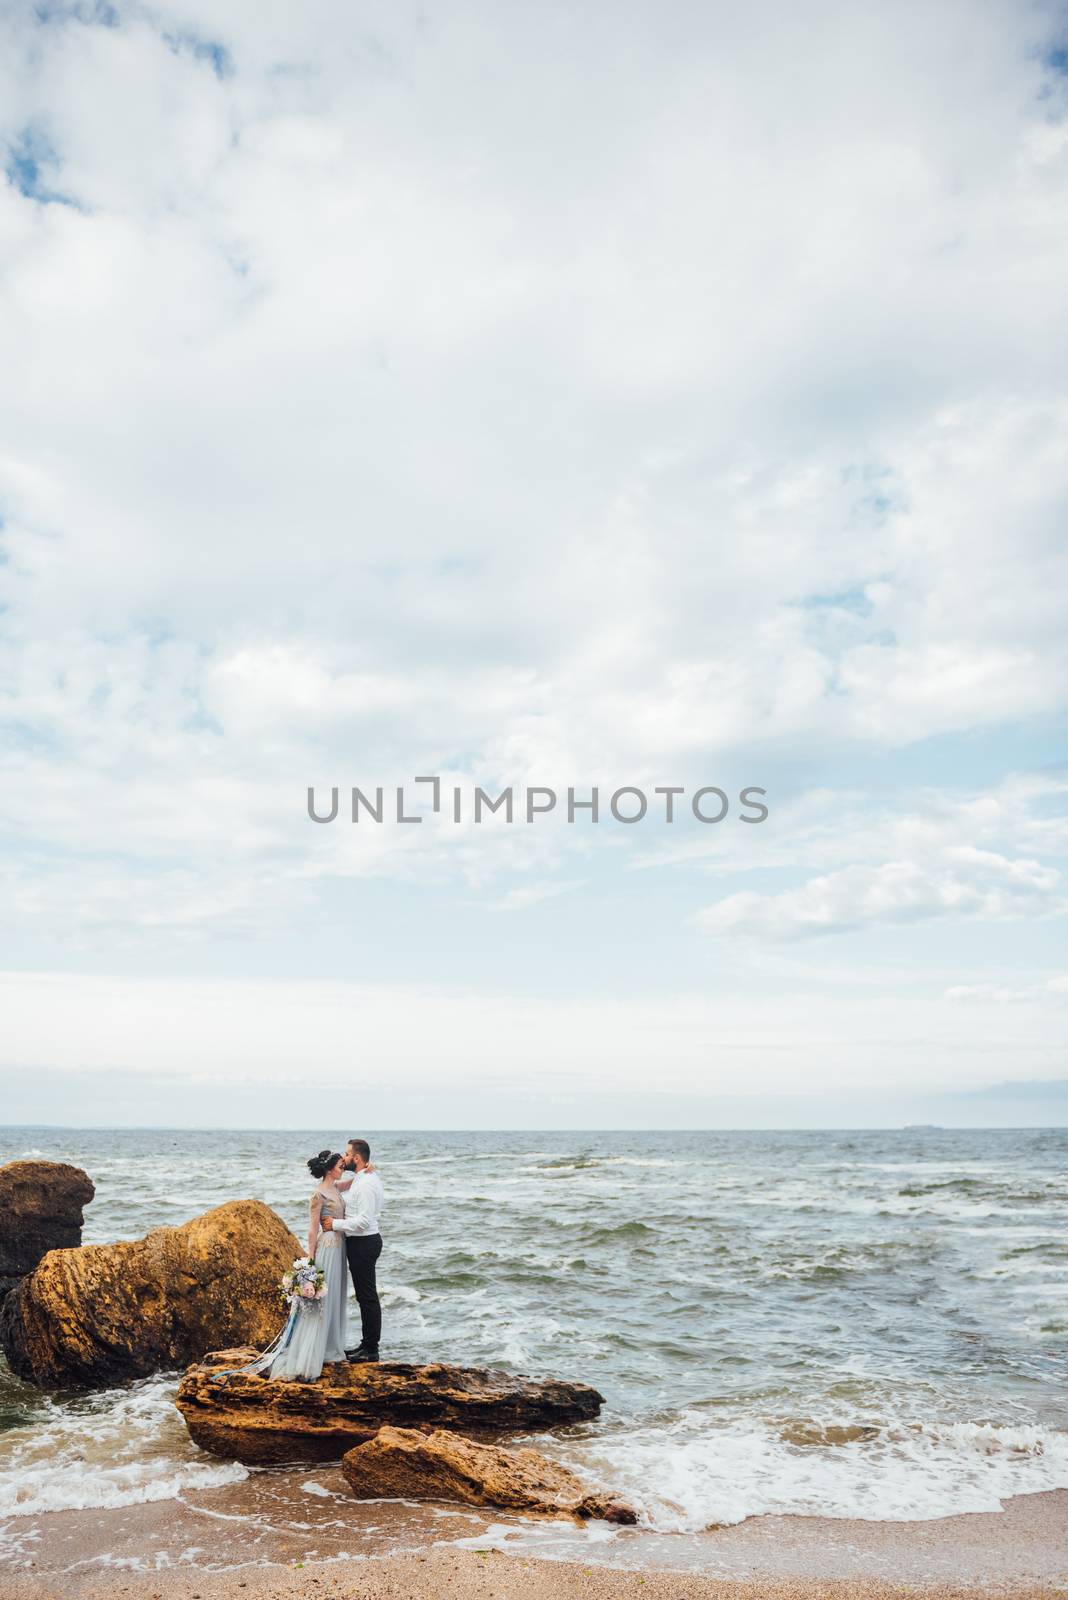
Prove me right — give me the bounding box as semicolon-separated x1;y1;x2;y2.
280;1257;327;1313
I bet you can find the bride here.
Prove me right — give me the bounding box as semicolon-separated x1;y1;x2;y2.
265;1150;352;1381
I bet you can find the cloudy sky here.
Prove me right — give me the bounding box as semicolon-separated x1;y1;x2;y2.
1;0;1066;1127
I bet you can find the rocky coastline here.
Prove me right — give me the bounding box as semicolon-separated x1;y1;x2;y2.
0;1163;630;1522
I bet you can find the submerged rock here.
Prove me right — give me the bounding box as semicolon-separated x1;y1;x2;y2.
0;1200;299;1387
176;1350;604;1464
0;1160;95;1299
341;1425;637;1522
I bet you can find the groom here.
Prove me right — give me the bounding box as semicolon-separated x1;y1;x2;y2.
321;1138;384;1362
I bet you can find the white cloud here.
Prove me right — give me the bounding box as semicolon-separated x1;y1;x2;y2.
698;849;1063;941
945;976;1068;1004
691;774;1068;943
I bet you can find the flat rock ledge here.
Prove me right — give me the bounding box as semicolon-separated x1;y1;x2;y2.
342;1425;637;1523
0;1160;95;1300
0;1201;299;1388
176;1350;604;1465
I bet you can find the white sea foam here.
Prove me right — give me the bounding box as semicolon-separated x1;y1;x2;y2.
554;1416;1068;1532
381;1284;422;1306
0;1457;247;1520
518;1157;683;1175
0;1376;248;1521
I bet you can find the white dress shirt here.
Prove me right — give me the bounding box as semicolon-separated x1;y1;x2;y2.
331;1168;384;1237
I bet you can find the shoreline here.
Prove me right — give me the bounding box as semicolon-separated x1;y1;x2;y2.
1;1473;1066;1597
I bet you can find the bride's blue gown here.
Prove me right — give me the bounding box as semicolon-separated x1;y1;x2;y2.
265;1186;348;1380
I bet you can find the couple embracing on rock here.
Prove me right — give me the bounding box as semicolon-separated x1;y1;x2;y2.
259;1138;385;1383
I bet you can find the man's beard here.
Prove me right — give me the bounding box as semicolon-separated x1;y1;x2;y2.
343;1158;356;1171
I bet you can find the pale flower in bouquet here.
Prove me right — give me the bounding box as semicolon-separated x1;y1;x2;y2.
279;1256;326;1313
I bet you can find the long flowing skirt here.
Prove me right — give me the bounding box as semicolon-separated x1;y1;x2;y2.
268;1235;348;1381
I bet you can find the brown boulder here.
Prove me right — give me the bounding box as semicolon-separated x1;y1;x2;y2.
0;1200;300;1388
0;1160;95;1298
176;1350;604;1464
341;1425;637;1522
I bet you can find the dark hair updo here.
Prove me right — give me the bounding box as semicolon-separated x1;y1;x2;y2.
308;1149;341;1180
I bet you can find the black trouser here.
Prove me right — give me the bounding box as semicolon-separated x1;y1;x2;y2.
345;1233;383;1349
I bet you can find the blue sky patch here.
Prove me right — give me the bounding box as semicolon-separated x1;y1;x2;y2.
163;31;234;79
34;1;119;27
4;127;77;206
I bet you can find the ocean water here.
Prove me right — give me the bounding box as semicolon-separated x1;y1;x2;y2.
1;1126;1067;1552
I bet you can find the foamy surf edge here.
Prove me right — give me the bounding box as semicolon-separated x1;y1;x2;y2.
552;1416;1068;1532
0;1458;248;1520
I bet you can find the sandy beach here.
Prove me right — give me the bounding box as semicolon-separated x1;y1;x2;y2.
2;1542;1066;1600
0;1554;1063;1600
1;1475;1066;1600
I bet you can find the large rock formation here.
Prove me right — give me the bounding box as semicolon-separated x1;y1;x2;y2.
0;1160;95;1299
0;1200;299;1388
341;1425;637;1522
176;1350;604;1464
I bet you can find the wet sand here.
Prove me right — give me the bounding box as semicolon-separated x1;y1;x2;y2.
0;1471;1065;1597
